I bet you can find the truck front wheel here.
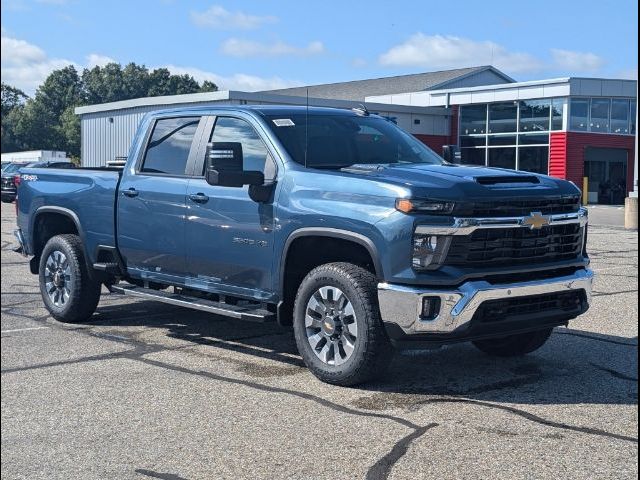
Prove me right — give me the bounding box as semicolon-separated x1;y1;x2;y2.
293;262;393;386
472;328;553;357
38;234;102;323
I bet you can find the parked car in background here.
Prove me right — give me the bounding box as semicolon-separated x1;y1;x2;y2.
1;160;75;203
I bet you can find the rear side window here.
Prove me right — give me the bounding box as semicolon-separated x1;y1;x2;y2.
142;117;200;175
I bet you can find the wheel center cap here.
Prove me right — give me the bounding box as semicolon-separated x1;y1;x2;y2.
323;317;337;335
53;272;64;287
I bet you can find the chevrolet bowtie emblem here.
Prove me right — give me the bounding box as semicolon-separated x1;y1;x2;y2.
522;212;551;230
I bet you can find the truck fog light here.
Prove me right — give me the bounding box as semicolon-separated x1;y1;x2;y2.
420;296;441;320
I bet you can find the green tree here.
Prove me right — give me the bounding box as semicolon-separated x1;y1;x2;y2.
59;105;81;158
1;83;29;152
34;65;82;120
1;62;220;158
200;80;219;93
1;83;28;115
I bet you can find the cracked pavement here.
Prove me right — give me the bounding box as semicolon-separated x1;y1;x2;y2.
1;202;637;479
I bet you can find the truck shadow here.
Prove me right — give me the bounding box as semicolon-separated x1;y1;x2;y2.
90;298;638;407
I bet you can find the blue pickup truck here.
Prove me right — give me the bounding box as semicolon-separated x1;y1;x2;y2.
14;105;593;385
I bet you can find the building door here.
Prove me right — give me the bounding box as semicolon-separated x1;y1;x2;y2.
584;147;628;205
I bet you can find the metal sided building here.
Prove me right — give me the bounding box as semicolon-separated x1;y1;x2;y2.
368;77;637;205
75;90;451;168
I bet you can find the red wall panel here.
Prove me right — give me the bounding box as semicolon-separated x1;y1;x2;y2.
413;134;449;155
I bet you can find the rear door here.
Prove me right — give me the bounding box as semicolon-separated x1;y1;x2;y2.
118;115;206;283
184;114;278;301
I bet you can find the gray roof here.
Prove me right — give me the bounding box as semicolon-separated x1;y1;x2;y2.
266;66;515;101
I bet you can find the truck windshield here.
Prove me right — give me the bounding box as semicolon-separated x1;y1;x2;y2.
264;113;444;169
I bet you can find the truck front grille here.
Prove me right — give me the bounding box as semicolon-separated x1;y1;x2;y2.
454;196;580;217
472;290;587;324
446;224;584;268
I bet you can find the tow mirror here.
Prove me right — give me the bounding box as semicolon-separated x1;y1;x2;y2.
205;142;264;187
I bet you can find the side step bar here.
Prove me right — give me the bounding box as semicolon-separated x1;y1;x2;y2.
110;284;275;323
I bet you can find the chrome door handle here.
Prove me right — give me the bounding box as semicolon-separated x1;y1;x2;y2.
123;188;138;198
189;193;209;204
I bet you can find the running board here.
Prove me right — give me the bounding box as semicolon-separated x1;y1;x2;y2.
110;284;275;322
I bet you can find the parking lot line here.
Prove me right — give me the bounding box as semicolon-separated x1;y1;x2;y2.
1;326;50;334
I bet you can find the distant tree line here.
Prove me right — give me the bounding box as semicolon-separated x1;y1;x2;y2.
1;63;218;159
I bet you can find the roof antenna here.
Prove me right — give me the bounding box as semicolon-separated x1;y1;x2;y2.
352;103;369;116
304;88;309;168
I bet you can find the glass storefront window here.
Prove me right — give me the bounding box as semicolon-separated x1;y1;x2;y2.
630;100;636;135
519;146;549;174
488;102;518;133
460;136;486;147
551;98;564;130
570;99;589;131
519;99;550;132
590;98;610;132
518;133;549;145
610;99;630;134
488;147;516;169
488;135;516;146
460;148;486;166
460;105;487;135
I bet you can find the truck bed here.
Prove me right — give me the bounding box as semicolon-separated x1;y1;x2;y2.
16;167;122;264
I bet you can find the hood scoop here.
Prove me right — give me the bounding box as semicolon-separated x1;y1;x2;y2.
475;175;540;185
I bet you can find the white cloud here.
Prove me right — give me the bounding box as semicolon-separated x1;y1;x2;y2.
163;65;301;91
550;49;605;73
86;53;116;68
1;32;118;94
1;33;74;94
220;38;324;58
378;33;544;73
190;5;277;30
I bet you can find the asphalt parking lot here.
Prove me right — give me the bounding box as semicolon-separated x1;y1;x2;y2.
1;202;637;480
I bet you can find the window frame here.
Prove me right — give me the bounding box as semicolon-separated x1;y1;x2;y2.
136;115;205;178
190;114;279;181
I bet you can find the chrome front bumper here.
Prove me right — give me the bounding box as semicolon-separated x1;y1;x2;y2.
378;268;593;335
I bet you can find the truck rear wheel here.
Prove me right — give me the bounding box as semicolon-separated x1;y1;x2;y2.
293;262;393;386
38;234;101;323
472;328;553;357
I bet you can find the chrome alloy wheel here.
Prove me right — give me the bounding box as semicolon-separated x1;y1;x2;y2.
305;286;358;366
44;251;72;307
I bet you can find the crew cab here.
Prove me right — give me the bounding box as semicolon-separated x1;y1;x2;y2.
14;106;593;385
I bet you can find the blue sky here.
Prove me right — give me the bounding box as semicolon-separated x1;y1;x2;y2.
1;0;638;95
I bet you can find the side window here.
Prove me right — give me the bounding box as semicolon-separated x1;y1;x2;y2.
141;117;200;175
208;117;276;181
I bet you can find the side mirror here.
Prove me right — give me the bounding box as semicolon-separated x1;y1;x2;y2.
442;145;461;164
205;142;264;187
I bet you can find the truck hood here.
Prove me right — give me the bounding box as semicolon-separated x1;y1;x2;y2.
340;163;581;202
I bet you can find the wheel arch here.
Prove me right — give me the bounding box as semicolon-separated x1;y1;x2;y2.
30;206;87;274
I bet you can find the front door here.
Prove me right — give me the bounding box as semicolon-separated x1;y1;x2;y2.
118;115;203;283
584;147;628;205
185;115;278;301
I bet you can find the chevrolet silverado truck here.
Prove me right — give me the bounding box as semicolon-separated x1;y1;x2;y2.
14;105;593;385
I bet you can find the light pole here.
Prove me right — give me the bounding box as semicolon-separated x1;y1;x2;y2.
625;81;638;229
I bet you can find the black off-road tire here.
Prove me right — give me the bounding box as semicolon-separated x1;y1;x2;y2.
38;234;102;323
472;328;553;357
293;262;393;386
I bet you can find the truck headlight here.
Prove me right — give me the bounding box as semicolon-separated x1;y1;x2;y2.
412;234;452;270
396;198;455;214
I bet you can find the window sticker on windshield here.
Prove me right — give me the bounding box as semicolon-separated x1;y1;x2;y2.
272;119;295;127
